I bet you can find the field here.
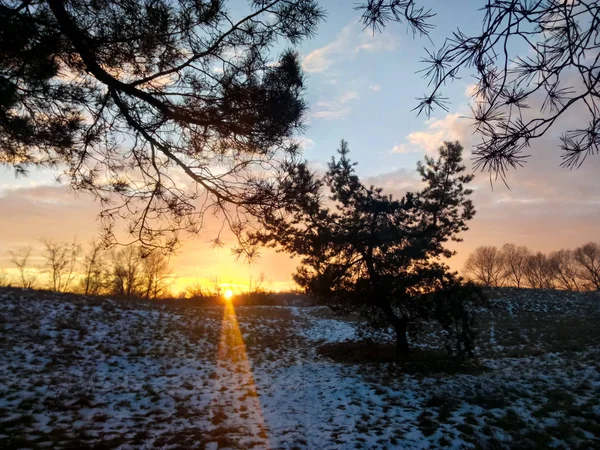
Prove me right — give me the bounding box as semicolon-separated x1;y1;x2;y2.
1;287;600;449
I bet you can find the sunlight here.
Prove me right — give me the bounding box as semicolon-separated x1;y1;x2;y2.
210;299;269;444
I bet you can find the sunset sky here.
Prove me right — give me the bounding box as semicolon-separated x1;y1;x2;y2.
1;0;599;293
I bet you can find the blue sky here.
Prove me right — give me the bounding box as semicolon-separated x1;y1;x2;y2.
298;0;485;175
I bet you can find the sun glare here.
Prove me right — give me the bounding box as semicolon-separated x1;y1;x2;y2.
224;289;234;300
210;295;269;445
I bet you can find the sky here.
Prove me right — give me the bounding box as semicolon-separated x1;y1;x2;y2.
1;0;599;293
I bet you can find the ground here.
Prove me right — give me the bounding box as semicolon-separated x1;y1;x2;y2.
1;287;599;449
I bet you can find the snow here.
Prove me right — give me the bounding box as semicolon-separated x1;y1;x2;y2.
290;306;358;343
1;288;600;449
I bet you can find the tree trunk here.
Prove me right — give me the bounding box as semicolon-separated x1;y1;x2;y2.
394;320;409;359
375;295;410;359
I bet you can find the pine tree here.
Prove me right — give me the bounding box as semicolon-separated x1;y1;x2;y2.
1;0;324;250
250;140;485;356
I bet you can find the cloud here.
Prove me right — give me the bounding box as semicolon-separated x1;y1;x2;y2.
387;107;600;271
354;32;397;53
302;39;344;74
404;113;469;155
295;136;315;150
0;185;103;262
464;83;478;99
365;168;423;197
368;84;382;91
312;91;359;120
302;23;398;73
391;144;419;154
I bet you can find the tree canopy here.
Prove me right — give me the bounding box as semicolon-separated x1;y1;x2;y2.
463;241;600;291
359;0;600;176
250;140;485;355
1;0;324;250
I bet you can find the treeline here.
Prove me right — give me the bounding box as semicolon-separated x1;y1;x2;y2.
4;239;171;299
2;239;277;301
463;242;600;291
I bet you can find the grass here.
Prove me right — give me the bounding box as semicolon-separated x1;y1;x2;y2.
317;341;486;376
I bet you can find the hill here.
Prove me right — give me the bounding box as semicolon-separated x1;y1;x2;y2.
1;287;599;449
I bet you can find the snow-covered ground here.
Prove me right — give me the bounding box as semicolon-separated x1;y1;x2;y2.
1;288;599;449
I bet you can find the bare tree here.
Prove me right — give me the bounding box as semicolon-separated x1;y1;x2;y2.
110;246;143;298
9;246;36;289
247;273;267;294
141;252;171;300
0;268;11;287
500;243;529;288
464;246;505;287
185;280;207;300
209;276;223;297
79;240;107;295
41;238;81;293
360;1;600;176
573;242;600;291
524;252;555;289
549;249;580;291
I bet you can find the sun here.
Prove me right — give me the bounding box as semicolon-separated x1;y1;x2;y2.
224;289;234;300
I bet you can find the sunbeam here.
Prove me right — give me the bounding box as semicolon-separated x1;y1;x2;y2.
209;300;270;447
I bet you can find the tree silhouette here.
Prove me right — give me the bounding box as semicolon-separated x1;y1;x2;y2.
463;245;505;287
110;246;143;298
79;239;108;295
141;251;170;299
524;251;555;289
251;140;484;356
9;246;36;289
500;243;529;288
573;242;600;291
549;249;580;291
40;238;81;292
463;241;600;291
359;0;600;177
1;0;324;251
